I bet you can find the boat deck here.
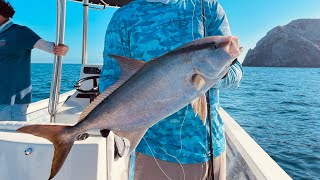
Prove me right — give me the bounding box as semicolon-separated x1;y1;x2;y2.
0;94;291;179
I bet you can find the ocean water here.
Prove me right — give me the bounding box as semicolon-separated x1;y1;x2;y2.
31;63;82;102
31;64;320;180
220;67;320;180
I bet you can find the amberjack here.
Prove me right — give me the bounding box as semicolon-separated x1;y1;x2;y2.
17;36;242;179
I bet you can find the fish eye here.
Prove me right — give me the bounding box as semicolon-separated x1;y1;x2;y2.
211;42;218;50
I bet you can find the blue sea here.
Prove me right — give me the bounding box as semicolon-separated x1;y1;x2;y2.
31;64;320;180
31;63;82;102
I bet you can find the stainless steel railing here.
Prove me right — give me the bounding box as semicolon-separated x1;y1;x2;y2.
48;0;67;122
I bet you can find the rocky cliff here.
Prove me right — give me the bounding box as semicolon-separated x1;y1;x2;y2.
243;19;320;67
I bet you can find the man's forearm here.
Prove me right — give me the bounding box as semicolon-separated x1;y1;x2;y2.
34;39;55;53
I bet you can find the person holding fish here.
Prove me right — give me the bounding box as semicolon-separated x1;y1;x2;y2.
16;0;243;179
99;0;243;179
0;0;69;121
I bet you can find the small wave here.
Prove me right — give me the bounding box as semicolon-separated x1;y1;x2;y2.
267;88;285;92
274;83;286;86
245;92;257;96
294;94;307;98
224;106;245;112
276;109;300;114
280;101;312;107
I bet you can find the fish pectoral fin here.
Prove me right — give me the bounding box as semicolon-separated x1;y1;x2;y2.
191;94;207;125
114;128;148;154
192;74;206;91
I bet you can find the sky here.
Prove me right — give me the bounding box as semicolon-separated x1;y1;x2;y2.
9;0;320;64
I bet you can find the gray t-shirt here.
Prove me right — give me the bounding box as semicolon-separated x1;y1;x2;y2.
0;24;41;104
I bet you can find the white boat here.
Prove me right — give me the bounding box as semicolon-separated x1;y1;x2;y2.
0;0;292;179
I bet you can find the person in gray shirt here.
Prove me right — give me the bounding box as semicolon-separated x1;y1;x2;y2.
0;0;69;121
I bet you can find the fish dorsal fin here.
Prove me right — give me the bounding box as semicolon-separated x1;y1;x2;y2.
79;55;145;122
191;94;207;125
109;54;146;77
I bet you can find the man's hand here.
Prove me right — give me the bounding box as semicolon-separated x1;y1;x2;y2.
53;44;69;56
222;59;238;79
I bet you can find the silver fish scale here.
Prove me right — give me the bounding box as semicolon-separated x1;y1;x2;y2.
88;54;197;132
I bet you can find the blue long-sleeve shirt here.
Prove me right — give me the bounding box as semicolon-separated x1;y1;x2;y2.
99;0;243;164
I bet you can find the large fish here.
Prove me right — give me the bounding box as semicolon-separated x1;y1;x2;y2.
17;36;242;179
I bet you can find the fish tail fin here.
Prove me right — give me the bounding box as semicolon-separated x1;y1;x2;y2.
17;125;75;180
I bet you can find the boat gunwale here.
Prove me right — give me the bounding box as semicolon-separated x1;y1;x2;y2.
220;108;292;180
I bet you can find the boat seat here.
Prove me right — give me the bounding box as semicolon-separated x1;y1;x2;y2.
0;120;130;159
0;123;110;180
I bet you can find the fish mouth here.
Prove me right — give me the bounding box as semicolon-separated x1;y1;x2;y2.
216;36;243;59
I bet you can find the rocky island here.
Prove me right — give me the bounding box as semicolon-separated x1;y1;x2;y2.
243;19;320;67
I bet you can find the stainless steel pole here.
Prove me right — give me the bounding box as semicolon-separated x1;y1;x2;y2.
48;0;67;122
82;0;89;65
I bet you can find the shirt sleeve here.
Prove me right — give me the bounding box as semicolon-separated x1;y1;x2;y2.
207;1;231;36
207;1;244;90
18;26;41;50
33;39;55;53
99;13;130;93
213;60;243;90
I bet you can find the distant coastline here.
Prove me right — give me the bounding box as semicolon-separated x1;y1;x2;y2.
243;19;320;67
